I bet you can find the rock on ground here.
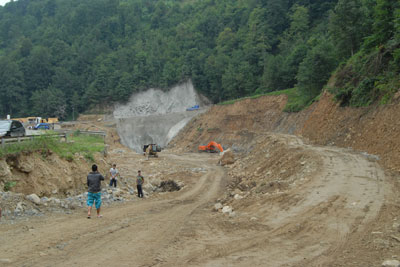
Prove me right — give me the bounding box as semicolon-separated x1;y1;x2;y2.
214;203;223;211
382;260;400;267
222;206;233;214
218;149;235;166
26;194;41;205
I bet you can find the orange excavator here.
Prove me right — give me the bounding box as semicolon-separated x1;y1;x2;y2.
198;141;224;153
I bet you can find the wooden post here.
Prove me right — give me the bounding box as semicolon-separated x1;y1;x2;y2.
103;144;108;157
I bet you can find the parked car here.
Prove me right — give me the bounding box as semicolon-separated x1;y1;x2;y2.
34;123;51;130
0;120;26;137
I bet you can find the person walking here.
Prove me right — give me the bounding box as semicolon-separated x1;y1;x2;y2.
137;170;144;198
87;164;104;218
109;163;119;188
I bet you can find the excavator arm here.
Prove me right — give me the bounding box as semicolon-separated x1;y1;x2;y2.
198;141;223;153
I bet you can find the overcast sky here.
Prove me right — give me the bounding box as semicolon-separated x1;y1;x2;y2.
0;0;11;7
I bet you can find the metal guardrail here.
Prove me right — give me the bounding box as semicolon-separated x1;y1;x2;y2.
55;130;107;142
0;133;67;147
55;129;106;135
0;130;107;147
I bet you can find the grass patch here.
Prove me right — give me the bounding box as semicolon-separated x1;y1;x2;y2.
0;134;105;161
4;181;17;191
269;88;317;112
218;93;269;105
50;134;105;161
217;88;315;112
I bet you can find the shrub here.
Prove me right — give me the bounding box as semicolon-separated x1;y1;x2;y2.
84;153;95;162
4;181;17;191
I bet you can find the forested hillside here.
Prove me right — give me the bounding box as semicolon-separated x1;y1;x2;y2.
0;0;398;118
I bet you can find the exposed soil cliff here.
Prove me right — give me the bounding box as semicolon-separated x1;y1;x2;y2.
0;152;109;197
297;91;400;172
169;90;400;172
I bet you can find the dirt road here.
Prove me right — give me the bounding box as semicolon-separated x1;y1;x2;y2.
0;134;396;266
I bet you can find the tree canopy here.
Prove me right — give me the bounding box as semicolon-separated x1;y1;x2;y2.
0;0;397;118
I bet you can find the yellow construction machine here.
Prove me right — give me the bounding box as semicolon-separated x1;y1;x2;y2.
143;144;161;158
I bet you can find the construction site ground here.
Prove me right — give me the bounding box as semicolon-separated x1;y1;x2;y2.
1;92;400;266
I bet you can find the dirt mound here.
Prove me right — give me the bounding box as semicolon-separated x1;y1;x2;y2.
214;134;320;207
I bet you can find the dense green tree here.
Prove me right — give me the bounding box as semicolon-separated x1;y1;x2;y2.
0;57;26;116
329;0;373;59
371;0;399;45
279;4;310;52
30;87;66;118
0;0;397;117
297;37;338;97
22;46;54;92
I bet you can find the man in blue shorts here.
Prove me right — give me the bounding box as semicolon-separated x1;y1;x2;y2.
87;164;104;218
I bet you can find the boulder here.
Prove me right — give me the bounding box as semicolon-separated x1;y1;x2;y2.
26;194;41;205
234;194;243;200
222;206;233;214
112;188;122;197
0;160;11;179
49;198;61;204
393;222;400;232
218;149;235;166
17;158;34;173
382;260;400;267
14;202;24;214
214;203;223;211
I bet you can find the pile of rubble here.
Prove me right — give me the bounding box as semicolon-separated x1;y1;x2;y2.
0;178;185;223
215;134;321;213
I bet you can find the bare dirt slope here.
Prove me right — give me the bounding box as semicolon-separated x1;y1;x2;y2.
1;134;397;266
169;91;400;172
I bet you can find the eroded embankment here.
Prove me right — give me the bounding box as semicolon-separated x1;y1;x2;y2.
169;91;400;172
0;152;109;197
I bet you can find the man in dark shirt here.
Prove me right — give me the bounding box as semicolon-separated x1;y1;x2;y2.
87;164;105;218
137;170;144;198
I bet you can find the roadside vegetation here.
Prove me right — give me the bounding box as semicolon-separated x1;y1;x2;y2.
328;0;400;107
0;132;105;161
218;88;315;112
